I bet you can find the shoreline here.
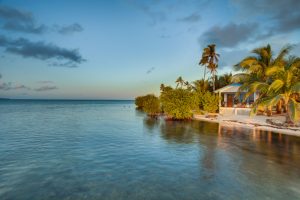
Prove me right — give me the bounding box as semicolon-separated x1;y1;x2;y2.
193;114;300;137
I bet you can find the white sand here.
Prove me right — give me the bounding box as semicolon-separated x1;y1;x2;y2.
193;114;300;136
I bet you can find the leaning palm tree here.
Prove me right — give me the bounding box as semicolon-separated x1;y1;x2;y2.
175;76;185;88
232;44;294;115
233;44;292;84
249;56;300;123
199;44;219;91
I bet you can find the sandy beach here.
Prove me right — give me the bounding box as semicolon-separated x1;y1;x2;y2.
193;114;300;137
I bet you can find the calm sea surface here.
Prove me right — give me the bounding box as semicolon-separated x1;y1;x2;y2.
0;100;300;200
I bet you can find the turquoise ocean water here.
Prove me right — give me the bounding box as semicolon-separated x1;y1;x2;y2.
0;100;300;199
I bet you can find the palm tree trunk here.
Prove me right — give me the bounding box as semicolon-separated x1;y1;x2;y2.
204;66;206;81
212;71;216;91
276;100;282;114
284;99;293;124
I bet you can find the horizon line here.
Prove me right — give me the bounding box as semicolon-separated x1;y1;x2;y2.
0;98;134;101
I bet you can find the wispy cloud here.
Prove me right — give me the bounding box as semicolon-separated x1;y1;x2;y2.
34;85;58;92
230;0;300;37
0;75;59;92
199;22;258;48
0;4;83;35
0;5;32;22
0;35;85;66
0;82;30;90
146;67;155;74
128;0;166;25
177;13;201;23
3;21;47;34
55;23;84;35
37;80;53;84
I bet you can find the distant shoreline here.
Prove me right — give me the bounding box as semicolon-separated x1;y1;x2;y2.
0;98;134;101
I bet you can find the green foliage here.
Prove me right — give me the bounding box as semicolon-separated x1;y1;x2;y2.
135;94;161;116
198;91;219;113
215;73;232;89
160;88;198;120
234;44;300;123
142;94;161;116
135;95;146;109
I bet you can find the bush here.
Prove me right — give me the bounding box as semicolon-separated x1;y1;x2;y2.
200;91;219;113
160;88;199;120
135;95;147;109
143;95;161;116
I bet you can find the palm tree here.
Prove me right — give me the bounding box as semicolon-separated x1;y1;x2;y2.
232;45;293;115
199;49;208;81
184;81;193;91
160;84;165;91
215;73;232;89
193;79;210;92
250;56;300;123
199;44;219;91
175;76;185;88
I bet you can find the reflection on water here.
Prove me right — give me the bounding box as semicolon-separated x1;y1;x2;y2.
0;100;300;200
143;116;300;199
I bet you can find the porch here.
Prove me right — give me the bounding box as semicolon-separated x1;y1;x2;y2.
214;83;258;115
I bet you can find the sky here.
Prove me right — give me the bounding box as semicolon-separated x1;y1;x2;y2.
0;0;300;99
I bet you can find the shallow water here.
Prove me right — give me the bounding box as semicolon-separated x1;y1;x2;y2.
0;100;300;200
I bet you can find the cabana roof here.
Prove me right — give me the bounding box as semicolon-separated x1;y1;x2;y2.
214;83;243;93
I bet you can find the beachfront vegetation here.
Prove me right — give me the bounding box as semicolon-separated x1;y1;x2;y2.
233;44;300;123
160;87;198;120
135;94;160;116
200;91;220;113
135;95;147;110
136;43;299;124
136;76;221;120
142;94;161;116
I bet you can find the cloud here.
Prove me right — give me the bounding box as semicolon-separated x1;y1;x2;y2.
230;0;300;35
200;22;258;47
49;61;79;68
3;21;47;34
37;80;53;84
2;20;83;35
34;85;58;92
0;5;32;22
128;0;166;25
0;4;83;35
140;6;166;25
0;4;46;34
0;73;2;79
146;67;155;74
177;13;201;23
218;49;249;69
0;81;30;90
56;23;84;35
0;75;58;92
0;35;85;66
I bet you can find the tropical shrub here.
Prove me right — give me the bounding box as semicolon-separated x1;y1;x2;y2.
135;95;147;109
160;88;198;120
143;94;161;116
200;91;219;113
